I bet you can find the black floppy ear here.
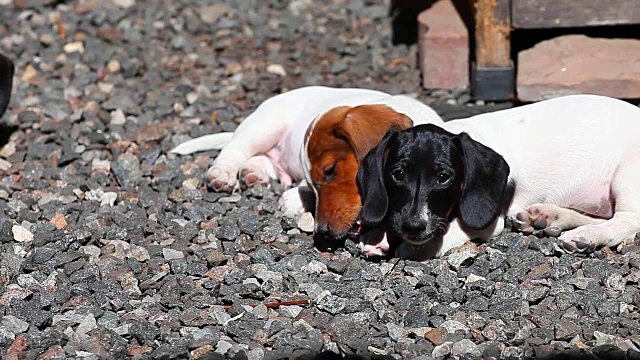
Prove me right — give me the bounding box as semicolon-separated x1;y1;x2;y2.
456;132;510;230
356;129;399;228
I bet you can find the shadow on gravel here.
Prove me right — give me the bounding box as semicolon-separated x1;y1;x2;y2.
529;345;640;360
0;124;17;148
289;345;638;360
298;351;393;360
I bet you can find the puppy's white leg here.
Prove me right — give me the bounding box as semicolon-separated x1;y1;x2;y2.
512;203;605;234
435;220;475;257
205;118;286;192
559;156;640;252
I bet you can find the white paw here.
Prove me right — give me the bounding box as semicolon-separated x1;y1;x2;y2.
359;243;388;258
239;166;270;187
512;204;560;233
205;165;238;192
357;228;390;258
558;228;598;253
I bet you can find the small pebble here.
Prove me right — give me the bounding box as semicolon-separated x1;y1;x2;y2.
12;225;33;242
266;64;287;77
297;212;315;233
163;248;185;260
110;109;126;125
63;41;84;53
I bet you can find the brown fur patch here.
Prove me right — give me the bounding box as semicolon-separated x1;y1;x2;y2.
333;104;413;161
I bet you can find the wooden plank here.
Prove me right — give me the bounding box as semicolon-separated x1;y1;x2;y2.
512;0;640;29
474;0;511;68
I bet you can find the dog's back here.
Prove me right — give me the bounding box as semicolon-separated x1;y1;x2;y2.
444;94;640;158
373;94;444;127
444;94;640;215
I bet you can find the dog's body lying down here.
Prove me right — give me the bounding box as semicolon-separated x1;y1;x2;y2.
171;86;444;243
357;94;640;260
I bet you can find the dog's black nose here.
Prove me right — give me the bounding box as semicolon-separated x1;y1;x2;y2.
313;223;347;251
402;219;427;236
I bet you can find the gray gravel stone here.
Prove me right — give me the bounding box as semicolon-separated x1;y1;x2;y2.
316;294;346;315
386;322;407;342
432;342;452;357
1;315;29;333
113;152;143;190
162;248;184;260
440;320;469;334
451;339;481;358
555;320;580;341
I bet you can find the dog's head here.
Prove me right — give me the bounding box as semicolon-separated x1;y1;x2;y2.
356;124;510;251
304;104;413;243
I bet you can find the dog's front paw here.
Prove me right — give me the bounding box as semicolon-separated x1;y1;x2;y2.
359;243;388;258
357;228;390;258
512;204;563;236
240;166;270;187
205;165;238;192
558;227;599;253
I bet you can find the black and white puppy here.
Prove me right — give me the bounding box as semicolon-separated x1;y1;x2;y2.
356;95;640;260
356;124;510;260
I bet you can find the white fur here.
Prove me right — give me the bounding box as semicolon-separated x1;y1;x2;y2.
432;94;640;256
420;205;431;224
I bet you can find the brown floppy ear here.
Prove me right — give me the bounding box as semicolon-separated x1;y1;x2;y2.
332;104;413;161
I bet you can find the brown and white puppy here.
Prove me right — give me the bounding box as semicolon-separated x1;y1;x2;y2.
300;105;421;243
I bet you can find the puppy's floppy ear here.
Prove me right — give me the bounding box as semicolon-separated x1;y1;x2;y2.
456;132;510;230
357;129;399;228
333;104;413;161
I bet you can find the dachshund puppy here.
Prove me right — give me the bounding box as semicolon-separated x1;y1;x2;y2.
357;95;640;260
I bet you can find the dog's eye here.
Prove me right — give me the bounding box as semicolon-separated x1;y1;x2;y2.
391;169;404;181
323;163;337;181
437;172;451;184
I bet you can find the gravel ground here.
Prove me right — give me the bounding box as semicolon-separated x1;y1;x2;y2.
1;1;640;359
